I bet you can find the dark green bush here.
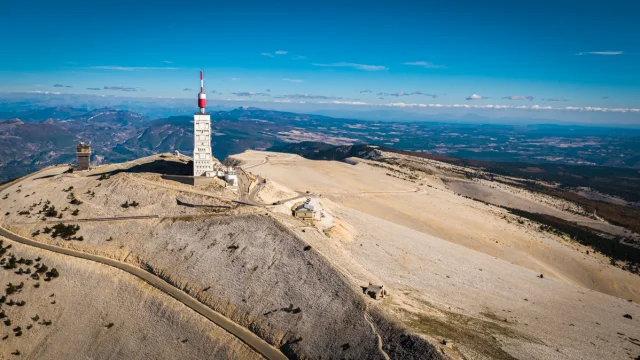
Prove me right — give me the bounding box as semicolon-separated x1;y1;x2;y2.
50;223;80;239
46;268;60;278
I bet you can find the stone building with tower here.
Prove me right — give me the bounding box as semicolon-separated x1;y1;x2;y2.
292;198;317;221
191;71;238;187
76;142;91;171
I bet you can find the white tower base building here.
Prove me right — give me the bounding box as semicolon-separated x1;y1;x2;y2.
193;114;214;176
191;70;236;187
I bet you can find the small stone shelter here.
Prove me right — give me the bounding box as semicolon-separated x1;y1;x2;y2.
364;283;388;300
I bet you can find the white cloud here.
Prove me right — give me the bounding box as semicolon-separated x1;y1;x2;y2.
26;90;61;95
282;78;303;83
575;51;624;56
377;91;438;98
104;86;140;91
277;94;341;100
466;94;487;100
402;61;446;69
163;60;172;64
232;91;270;97
331;100;368;105
293;55;307;60
231;78;240;81
262;51;288;57
312;62;388;71
385;102;419;107
502;95;534;101
89;66;178;71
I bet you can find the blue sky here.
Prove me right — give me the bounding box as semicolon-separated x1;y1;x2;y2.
1;0;639;115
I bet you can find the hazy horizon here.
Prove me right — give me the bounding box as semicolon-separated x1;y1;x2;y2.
2;91;640;128
1;0;639;124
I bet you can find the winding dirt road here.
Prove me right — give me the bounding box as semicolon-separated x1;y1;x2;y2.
0;173;287;360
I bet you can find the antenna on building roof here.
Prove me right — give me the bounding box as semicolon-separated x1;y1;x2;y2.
198;70;206;114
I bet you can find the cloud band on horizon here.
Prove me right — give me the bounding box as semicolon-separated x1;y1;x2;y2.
376;91;438;98
312;62;388;71
502;96;534;101
232;91;270;97
104;86;140;91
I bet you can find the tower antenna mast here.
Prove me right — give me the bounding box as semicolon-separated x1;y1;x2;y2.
198;70;206;114
193;69;214;177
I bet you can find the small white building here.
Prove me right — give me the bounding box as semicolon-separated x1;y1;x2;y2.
293;198;316;221
224;168;238;186
203;164;238;186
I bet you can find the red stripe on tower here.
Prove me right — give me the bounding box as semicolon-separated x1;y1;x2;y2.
198;70;206;113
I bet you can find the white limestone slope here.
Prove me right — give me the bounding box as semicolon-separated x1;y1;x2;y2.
234;150;640;360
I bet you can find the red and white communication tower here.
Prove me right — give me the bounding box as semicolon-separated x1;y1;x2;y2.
193;70;214;176
198;70;206;114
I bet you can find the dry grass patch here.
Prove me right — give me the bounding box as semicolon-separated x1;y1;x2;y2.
390;292;543;360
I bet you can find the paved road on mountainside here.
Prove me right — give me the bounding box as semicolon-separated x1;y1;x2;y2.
236;168;257;204
244;155;270;169
0;172;287;360
248;176;267;204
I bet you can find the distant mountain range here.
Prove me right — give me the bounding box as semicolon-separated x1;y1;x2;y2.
0;106;89;122
0;107;343;181
0;107;146;180
1;105;639;182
